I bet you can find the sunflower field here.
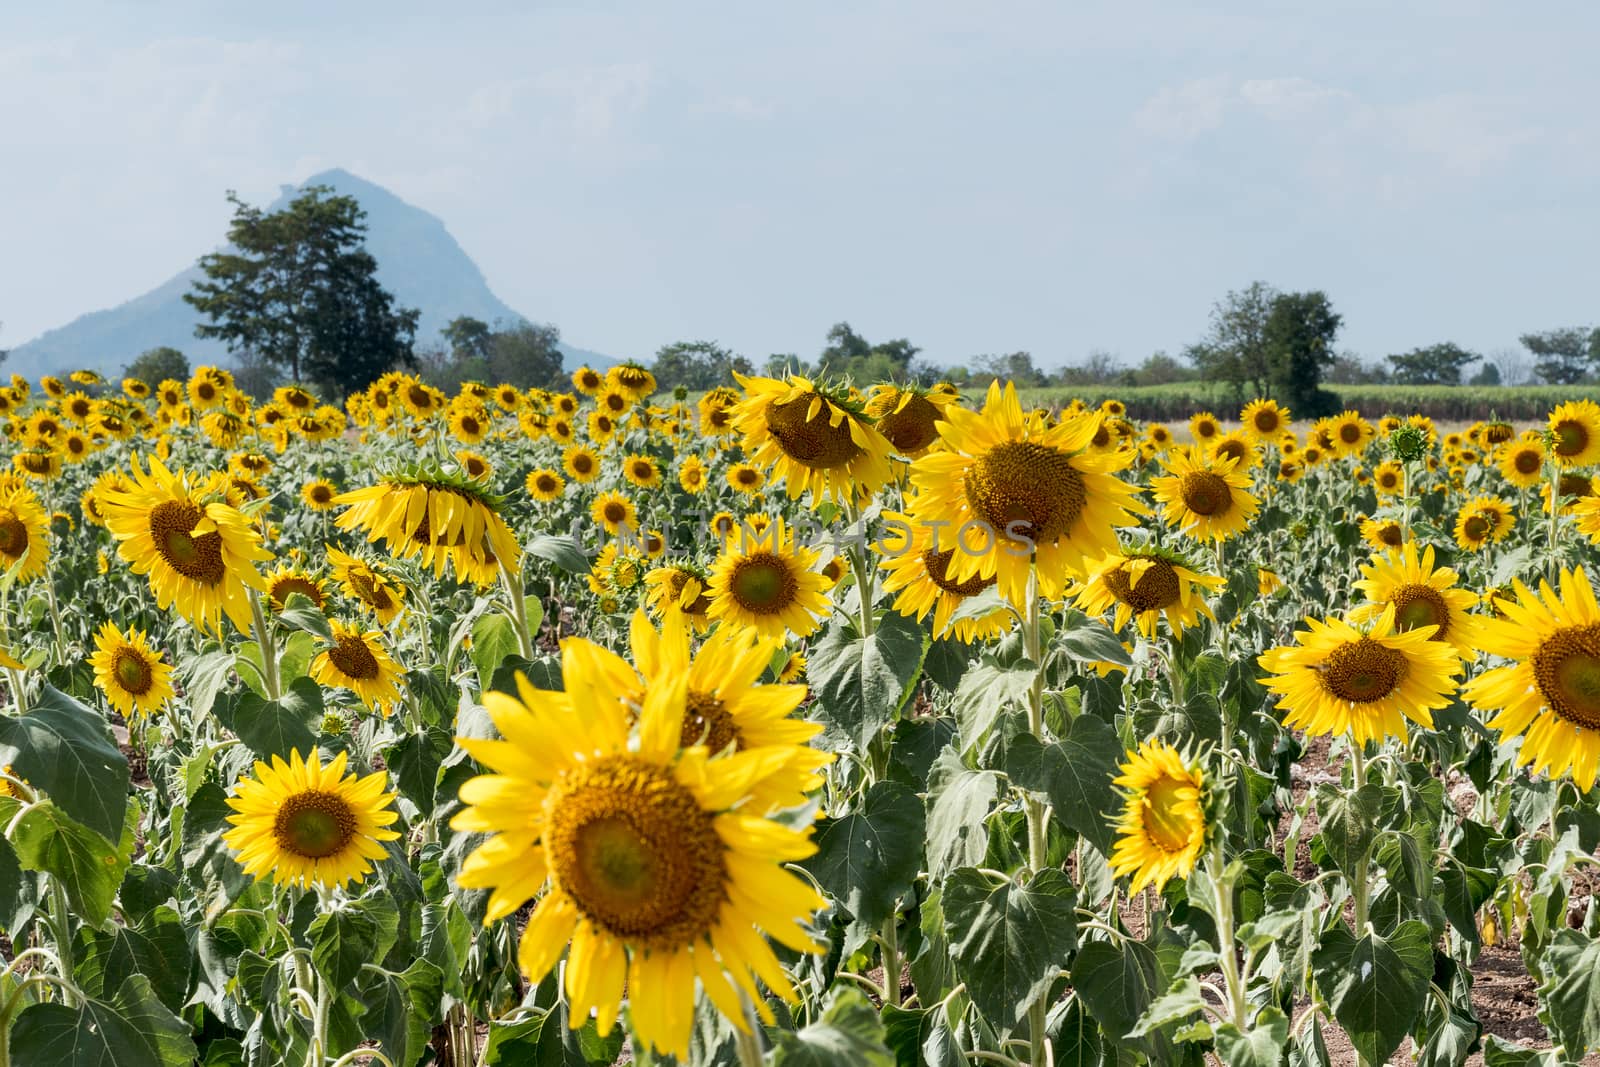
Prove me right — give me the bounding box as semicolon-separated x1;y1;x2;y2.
4;366;1600;1067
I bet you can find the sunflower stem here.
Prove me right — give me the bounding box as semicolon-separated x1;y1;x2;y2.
734;995;766;1067
1021;569;1049;873
42;573;66;668
880;909;901;1007
500;557;535;660
1350;740;1370;936
249;590;281;702
46;878;76;1008
1547;456;1562;585
1207;847;1248;1030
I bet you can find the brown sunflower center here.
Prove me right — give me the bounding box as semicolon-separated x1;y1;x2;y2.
0;511;27;558
1532;624;1600;730
1553;418;1589;457
1320;638;1407;703
922;546;995;597
964;441;1087;544
1252;411;1279;434
270;576;325;611
150;501;225;583
310;485;333;504
461;416;481;436
877;395;942;454
113;649;154;695
327;634;381;681
1214;440;1248;464
735;468;759;486
728;554;797;614
1512;449;1542;475
274;790;358;859
1375;522;1403;547
1559;474;1593;499
1142;775;1196;853
681;691;742;753
765;395;862;470
547;756;727;949
1391;585;1448;638
535;474;559;493
1179;472;1233;517
572;454;595;475
1463;515;1490;541
1339;423;1363;444
602;502;628;524
1105;559;1182;613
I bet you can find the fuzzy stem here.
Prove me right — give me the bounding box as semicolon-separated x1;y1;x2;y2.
1208;847;1248;1030
249;590;281;702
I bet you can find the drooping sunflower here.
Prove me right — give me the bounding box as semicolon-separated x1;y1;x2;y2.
1240;399;1290;442
333;463;520;584
1359;515;1406;551
906;381;1144;605
1549;400;1600;468
708;516;830;638
0;484;50;582
607;361;657;400
1258;606;1461;744
1453;495;1514;552
877;510;1013;642
451;655;826;1061
326;546;406;625
89;622;175;719
1148;448;1259;543
590;491;638;535
100;456;272;633
526;468;565;503
730;374;893;505
564;444;601;483
311;621;404;713
622;454;661;490
222;749;400;890
1071;546;1224;640
1108;740;1208;895
1349;541;1480;659
864;384;955;456
1465;568;1600;789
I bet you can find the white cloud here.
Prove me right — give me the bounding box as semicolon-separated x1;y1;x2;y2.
1383;94;1540;176
1133;75;1232;141
1239;77;1352;121
533;63;651;138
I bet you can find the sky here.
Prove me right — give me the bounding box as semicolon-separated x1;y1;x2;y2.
2;1;1598;371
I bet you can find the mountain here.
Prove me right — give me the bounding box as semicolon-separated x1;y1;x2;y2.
5;168;616;380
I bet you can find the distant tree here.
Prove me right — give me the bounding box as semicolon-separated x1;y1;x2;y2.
1127;351;1196;387
764;353;810;377
1520;327;1598;385
651;340;755;391
1486;347;1533;386
1325;351;1390;385
816;322;920;382
231;349;281;400
1387;342;1480;386
442;316;493;364
1264;290;1342;416
1055;350;1122;387
125;346;191;385
1187;282;1279;397
973;351;1046;388
185;185;420;393
420;319;564;390
1469;362;1502;386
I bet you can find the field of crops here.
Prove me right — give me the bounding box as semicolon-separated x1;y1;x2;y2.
1016;383;1600;423
3;368;1600;1067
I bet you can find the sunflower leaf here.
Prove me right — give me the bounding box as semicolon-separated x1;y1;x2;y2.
6;974;196;1067
803;780;924;927
944;866;1078;1026
806;612;927;751
526;534;589;574
770;988;894;1067
0;684;129;844
1538;928;1600;1058
6;800;130;926
1310;919;1432;1066
275;592;332;641
1005;713;1123;857
228;676;323;761
310;905;381;991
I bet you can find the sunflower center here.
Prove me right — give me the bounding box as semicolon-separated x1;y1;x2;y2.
271;577;325;610
878;395;942;454
1252;412;1279;434
765;395;862;470
311;486;332;504
1514;450;1542;475
1379;472;1399;489
1532;624;1600;730
1463;515;1489;541
1214;440;1248;464
1376;522;1403;547
328;634;381;680
1178;472;1232;517
922;547;995;597
1105;560;1182;613
964;441;1087;544
603;502;627;524
113;649;153;695
1559;474;1593;499
0;512;27;558
273;790;358;859
1339;424;1362;444
728;554;797;614
150;501;226;583
1320;638;1406;703
1391;585;1448;638
681;691;742;753
536;475;558;493
1553;419;1589;457
547;756;727;948
1142;775;1196;853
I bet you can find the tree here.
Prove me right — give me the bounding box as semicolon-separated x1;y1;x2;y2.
1520;327;1598;385
1187;282;1278;397
1055;350;1122;387
1387;342;1480;385
1326;351;1389;385
816;322;920;382
1126;351;1196;387
185;185;420;393
1470;362;1502;386
125;346;191;385
1263;290;1342;415
484;321;565;389
651;340;755;391
442;316;493;365
973;351;1046;388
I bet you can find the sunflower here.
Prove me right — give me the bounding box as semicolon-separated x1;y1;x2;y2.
726;463;766;495
333;465;520;584
266;567;328;612
1108;741;1207;894
1277;460;1304;483
1453;495;1514;552
1359;515;1405;550
311;622;404;713
12;449;61;482
730;374;893;505
89;622;174;719
274;385;318;412
622;454;661;490
41;376;64;399
1240;399;1290;442
608;362;657;400
326;546;406;625
1145;423;1174;452
222;749;400;890
0;485;50;582
877;511;1014;642
1546;473;1596;515
1549;400;1600;468
864;384;954;456
1349;542;1481;659
590;491;638;536
1259;567;1284;596
1465;568;1600;789
1372;460;1405;496
456;450;493;482
678;456;707;494
1207;430;1260;471
571;365;604;396
100;456;271;633
776;652;806;684
526;468;566;502
1149;448;1259;543
906;381;1144;605
564;445;601;483
644;563;713;629
449;406;490;444
1071;546;1224;640
1328;411;1374;458
1188;411;1222;444
1575;497;1600;544
301;479;338;511
450;655;826;1061
708;516;830;639
1258;606;1461;745
596;388;631;419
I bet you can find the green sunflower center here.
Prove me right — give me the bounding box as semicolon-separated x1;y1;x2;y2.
965;441;1087;544
113;649;154;695
1105;559;1181;613
274;790;358;859
1321;638;1406;703
1391;585;1449;639
1533;624;1600;730
150;501;226;583
548;756;727;948
765;394;863;470
1142;775;1197;853
728;554;797;614
1178;471;1232;517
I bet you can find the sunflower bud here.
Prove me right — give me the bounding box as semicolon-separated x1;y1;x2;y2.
1388;425;1428;462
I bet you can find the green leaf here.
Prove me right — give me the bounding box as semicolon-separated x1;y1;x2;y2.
1481;1035;1559;1065
924;749;1001;879
483;1013;549;1064
950;656;1036;754
471;612;524;691
183;651;237;728
7;800;127;925
8;974;197;1067
804;780;924;927
275;592;332;641
229;675;323;761
1128;976;1206;1038
1046;997;1105;1065
881;1005;962;1067
944;867;1078;1025
527;534;589;573
1315;783;1384;880
1538;928;1600;1057
1071;938;1164;1048
75;905;192;1013
0;684;129;843
310;904;380;990
1310;920;1432;1065
1005;714;1122;856
770;988;895;1067
807;612;927;750
383;726;452;815
1057;610;1131;667
1214;1006;1288;1066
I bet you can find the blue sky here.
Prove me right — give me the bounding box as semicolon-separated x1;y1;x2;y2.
2;1;1597;373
